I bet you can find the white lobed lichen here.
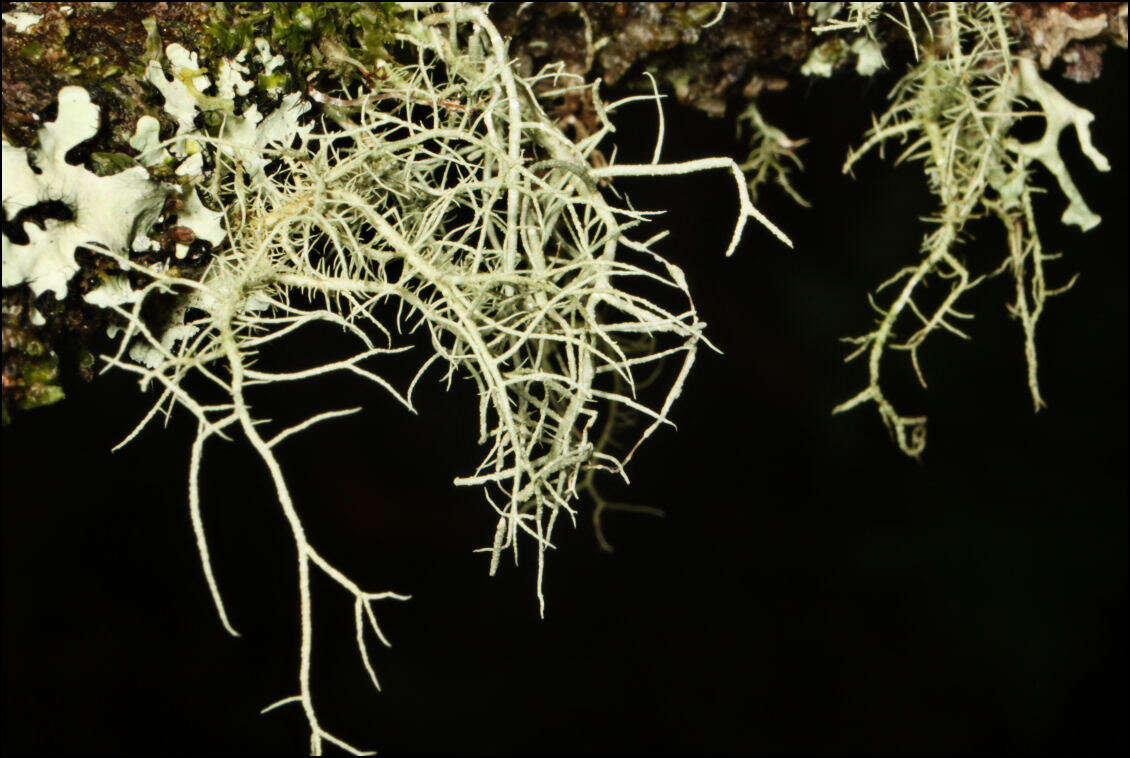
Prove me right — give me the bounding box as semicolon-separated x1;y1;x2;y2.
1004;56;1111;231
216;49;254;101
144;43;213;152
254;37;286;95
1;87;169;299
1;11;41;33
128;115;172;167
2;37;319;310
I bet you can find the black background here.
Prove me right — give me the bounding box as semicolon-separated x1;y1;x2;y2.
2;51;1126;756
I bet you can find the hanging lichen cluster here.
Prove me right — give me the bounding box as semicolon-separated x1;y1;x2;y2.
0;2;1125;754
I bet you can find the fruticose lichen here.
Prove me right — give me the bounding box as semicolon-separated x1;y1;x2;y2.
823;2;1113;457
1;3;1124;754
2;3;787;753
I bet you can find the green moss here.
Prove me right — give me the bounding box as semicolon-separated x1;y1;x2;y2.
90;152;141;177
202;2;404;91
17;40;45;61
1;304;66;423
21;384;65;411
257;71;288;92
20;353;64;411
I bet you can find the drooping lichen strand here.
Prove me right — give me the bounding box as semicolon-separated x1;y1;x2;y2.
826;2;1109;457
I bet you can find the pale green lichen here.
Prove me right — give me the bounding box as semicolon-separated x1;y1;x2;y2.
852;35;886;75
5;4;1119;753
825;2;1110;457
77;5;787;753
801;37;850;77
738;100;810;207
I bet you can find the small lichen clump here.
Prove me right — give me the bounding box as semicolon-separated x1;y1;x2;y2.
820;3;1112;457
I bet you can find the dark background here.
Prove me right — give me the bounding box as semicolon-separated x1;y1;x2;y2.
2;52;1126;756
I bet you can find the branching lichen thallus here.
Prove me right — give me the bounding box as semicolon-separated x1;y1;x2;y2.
92;7;789;754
